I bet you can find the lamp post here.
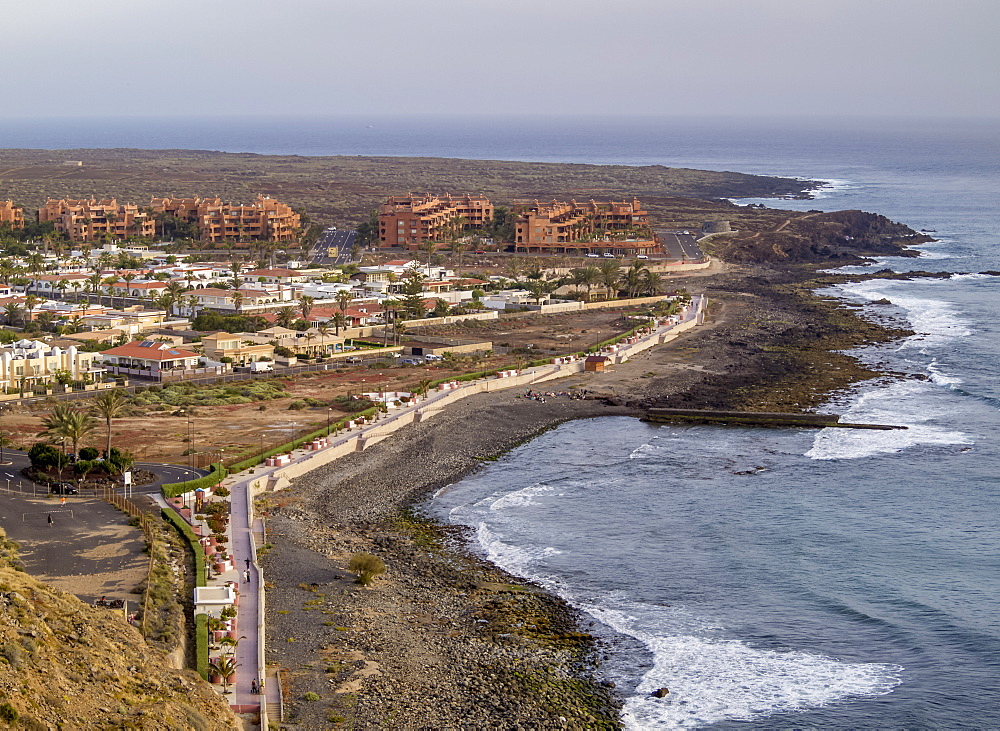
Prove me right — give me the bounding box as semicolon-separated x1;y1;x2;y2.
327;408;332;436
179;408;192;469
0;405;7;466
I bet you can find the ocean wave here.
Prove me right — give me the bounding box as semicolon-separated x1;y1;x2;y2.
806;381;973;460
805;178;856;199
488;482;555;511
582;600;901;729
835;279;972;344
474;522;561;574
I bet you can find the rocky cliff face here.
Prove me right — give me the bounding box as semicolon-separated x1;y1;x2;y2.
709;210;931;263
0;530;237;730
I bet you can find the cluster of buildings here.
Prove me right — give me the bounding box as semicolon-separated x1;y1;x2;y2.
5;195;300;244
376;193;658;256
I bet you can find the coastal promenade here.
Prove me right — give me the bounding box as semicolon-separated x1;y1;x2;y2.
183;295;704;724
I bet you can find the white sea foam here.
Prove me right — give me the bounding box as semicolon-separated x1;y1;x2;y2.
806;381;973;460
488;482;554;511
806;178;855;199
471;514;902;729
475;522;560;573
583;600;902;729
835;279;972;346
629;443;661;459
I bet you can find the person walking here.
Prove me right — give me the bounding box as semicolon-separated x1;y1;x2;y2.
244;557;250;570
250;679;258;695
60;496;66;507
47;514;53;526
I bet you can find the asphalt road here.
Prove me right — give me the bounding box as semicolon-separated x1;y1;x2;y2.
310;229;357;266
657;230;705;260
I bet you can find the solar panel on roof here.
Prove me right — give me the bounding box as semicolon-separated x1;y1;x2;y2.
139;341;153;348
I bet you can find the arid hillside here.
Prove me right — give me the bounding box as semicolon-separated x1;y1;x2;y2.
0;529;237;730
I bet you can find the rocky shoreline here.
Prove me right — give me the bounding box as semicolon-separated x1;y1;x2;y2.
260;262;920;729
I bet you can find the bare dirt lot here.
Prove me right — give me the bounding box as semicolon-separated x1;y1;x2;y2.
1;309;641;467
413;309;632;354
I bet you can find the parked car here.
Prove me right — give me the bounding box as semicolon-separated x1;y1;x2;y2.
586;253;600;258
50;483;78;495
603;252;616;258
423;354;443;362
399;358;421;365
636;254;649;259
474;250;487;254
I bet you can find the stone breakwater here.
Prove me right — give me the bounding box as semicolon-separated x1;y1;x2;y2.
263;393;637;729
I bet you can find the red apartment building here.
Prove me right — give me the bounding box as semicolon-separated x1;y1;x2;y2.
38;199;156;242
149;195;300;244
378;193;493;250
514;198;657;255
0;201;24;229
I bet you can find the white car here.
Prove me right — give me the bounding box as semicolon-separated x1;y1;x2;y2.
636;254;649;259
424;354;443;362
586;253;600;258
602;253;615;258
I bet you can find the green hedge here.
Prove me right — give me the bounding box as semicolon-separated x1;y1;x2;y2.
161;506;206;588
161;463;228;499
195;613;209;680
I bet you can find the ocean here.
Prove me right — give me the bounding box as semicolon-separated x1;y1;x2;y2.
3;115;999;728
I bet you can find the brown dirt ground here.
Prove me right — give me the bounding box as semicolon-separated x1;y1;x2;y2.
1;308;649;466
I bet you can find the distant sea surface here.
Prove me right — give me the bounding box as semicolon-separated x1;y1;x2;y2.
4;115;1000;728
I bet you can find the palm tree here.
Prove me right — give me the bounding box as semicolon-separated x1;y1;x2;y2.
276;306;296;328
232;290;244;315
299;295;315;324
92;389;128;457
4;303;23;327
209;656;238;693
40;403;97;458
598;259;621;297
316;323;332;354
330;311;347;336
335;289;353;315
23;294;40;327
640;269;663;296
416;377;433;401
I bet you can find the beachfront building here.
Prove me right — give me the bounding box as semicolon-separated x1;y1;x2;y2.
98;340;202;380
0;201;24;230
200;332;275;366
38;199;157;242
149;195;301;244
378;194;493;250
0;339;106;393
514;199;657;256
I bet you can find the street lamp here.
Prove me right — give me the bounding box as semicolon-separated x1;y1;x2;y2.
327;408;333;436
179;408;192;469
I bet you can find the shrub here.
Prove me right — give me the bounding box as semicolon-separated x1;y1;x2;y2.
288;401;306;410
302;692;320;702
78;446;99;461
28;443;67;471
348;553;386;586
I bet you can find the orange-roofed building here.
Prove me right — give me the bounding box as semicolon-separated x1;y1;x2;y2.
378;194;493;250
38;199;156;242
0;201;24;229
99;340;201;379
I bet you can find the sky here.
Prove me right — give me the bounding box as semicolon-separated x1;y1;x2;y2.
5;0;998;119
